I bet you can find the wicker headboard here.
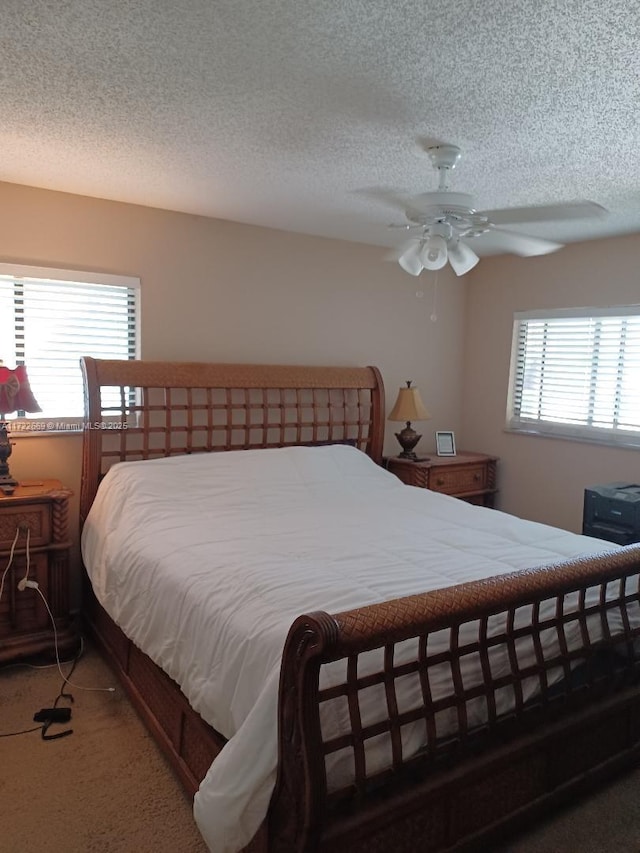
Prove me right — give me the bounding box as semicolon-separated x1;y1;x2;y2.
80;358;385;522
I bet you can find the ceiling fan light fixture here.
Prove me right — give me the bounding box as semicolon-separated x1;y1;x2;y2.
448;240;480;276
398;240;424;276
420;234;448;270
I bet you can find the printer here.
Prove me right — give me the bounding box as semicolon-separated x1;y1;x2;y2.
583;482;640;545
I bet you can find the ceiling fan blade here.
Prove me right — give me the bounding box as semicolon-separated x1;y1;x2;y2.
479;200;607;226
481;227;564;256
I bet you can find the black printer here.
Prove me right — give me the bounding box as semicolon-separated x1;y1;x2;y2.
583;483;640;545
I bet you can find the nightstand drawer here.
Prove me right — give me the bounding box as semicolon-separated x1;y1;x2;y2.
385;452;497;507
431;464;487;495
0;503;51;549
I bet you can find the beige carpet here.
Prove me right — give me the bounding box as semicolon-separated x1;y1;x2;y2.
3;642;640;853
1;643;207;853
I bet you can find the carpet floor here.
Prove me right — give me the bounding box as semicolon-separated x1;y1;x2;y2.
2;641;640;852
1;642;207;853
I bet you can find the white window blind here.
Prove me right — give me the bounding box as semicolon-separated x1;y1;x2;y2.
507;306;640;446
0;265;139;422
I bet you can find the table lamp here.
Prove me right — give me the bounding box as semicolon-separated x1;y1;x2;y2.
388;380;431;461
0;363;42;487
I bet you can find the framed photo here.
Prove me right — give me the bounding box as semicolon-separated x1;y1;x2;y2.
435;431;456;456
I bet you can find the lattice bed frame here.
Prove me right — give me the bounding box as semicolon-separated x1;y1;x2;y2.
80;357;640;853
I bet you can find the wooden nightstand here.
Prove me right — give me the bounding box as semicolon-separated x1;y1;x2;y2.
386;452;498;507
0;480;77;663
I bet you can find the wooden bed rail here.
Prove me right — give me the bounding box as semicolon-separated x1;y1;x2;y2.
271;545;640;852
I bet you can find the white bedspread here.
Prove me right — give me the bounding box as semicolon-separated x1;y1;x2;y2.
81;445;618;852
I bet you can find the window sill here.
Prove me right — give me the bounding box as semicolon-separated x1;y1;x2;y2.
503;426;640;451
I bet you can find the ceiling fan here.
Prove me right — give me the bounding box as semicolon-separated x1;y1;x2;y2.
382;144;607;277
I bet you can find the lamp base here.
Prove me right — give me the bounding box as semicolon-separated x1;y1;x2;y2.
0;421;17;486
394;422;422;461
397;450;419;461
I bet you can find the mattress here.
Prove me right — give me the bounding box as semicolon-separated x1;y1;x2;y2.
81;444;619;852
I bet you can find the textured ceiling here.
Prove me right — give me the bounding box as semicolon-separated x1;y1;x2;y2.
2;0;640;256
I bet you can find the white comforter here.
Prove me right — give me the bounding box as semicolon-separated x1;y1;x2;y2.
81;445;618;852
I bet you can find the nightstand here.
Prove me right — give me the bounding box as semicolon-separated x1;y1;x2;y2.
0;480;77;663
386;452;498;506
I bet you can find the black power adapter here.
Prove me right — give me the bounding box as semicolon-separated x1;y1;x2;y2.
33;707;73;740
33;707;72;723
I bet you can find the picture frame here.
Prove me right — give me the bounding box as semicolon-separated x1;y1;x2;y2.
435;430;456;457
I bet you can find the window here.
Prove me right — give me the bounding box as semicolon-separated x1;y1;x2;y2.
507;306;640;447
0;264;139;424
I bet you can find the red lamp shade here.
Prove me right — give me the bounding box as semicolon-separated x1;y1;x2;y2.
0;364;42;416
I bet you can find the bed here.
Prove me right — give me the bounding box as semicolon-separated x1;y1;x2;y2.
79;357;640;853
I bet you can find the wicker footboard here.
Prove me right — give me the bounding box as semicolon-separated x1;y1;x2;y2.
270;545;640;852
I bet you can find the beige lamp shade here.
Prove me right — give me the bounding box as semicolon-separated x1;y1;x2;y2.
388;381;430;461
388;382;431;423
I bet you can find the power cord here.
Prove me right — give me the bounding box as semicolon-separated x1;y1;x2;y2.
1;524;116;739
29;582;116;694
0;637;79;740
19;525;31;590
0;527;21;605
0;724;44;739
14;636;86;740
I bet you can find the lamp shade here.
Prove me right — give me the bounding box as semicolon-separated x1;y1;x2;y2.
388;382;431;423
448;240;479;276
0;364;42;416
397;240;424;276
420;235;448;271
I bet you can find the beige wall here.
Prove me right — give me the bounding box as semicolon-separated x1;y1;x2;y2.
461;232;640;533
1;181;467;597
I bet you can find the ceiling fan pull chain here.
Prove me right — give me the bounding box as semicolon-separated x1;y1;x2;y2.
430;273;438;323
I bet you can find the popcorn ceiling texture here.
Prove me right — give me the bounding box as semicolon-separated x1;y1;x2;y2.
1;0;639;252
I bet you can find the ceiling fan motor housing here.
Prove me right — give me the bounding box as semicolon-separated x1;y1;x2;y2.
405;192;490;236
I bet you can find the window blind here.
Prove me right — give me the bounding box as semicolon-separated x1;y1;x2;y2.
0;267;139;421
508;307;640;445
